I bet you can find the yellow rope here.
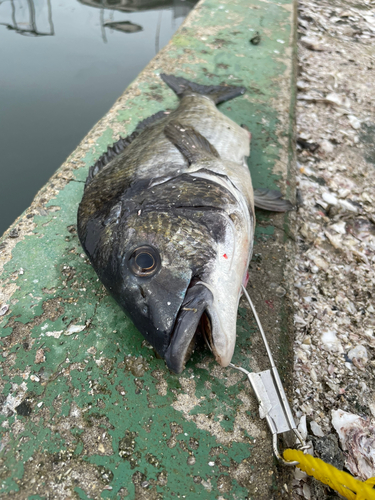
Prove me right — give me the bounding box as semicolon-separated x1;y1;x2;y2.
283;449;375;500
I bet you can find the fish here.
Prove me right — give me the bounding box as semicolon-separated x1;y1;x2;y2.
77;74;292;373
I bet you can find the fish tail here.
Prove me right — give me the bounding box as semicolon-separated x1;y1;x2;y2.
160;74;245;104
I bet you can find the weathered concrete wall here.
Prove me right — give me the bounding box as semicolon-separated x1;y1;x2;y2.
0;0;297;498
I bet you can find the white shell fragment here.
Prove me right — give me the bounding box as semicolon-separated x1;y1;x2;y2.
310;421;324;438
331;410;375;480
325;92;343;106
0;304;9;316
300;36;326;51
322;192;338;205
321;330;343;353
347;115;361;130
65;324;86;336
45;330;63;339
319;139;334;153
347;345;368;370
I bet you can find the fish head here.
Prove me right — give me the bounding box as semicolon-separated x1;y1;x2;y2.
110;208;218;369
81;175;252;374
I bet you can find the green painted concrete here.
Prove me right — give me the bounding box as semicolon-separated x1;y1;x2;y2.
0;0;297;498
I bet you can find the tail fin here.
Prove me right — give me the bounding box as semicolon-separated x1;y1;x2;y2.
160;74;245;104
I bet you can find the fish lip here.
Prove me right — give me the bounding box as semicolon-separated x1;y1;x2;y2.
164;282;213;374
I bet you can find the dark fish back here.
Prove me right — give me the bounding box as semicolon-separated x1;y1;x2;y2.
85;110;169;189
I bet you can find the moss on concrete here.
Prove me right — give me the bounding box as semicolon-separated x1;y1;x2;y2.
0;0;297;498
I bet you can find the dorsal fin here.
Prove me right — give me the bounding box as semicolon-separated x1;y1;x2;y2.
84;110;168;188
164;121;220;165
85;132;138;188
161;74;246;104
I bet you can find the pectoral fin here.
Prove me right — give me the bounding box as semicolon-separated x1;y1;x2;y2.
164;121;220;165
254;189;294;212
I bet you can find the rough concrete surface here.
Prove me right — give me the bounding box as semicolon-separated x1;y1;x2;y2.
0;0;298;498
291;0;375;498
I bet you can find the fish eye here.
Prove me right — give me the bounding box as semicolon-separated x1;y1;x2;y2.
129;246;160;277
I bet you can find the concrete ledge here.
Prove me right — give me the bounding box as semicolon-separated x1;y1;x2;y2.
0;0;297;498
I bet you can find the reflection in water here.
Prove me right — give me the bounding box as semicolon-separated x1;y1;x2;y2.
0;0;54;36
104;20;143;33
79;0;197;45
0;0;196;45
78;0;195;15
0;0;198;235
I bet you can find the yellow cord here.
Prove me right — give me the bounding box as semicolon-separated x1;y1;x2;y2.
283;449;375;500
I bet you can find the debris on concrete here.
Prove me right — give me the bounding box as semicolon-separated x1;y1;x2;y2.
34;349;45;364
292;0;375;496
331;409;375;481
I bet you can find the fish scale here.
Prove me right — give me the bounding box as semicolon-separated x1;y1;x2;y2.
78;74;292;373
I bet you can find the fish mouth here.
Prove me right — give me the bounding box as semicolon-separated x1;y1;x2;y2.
164;280;215;374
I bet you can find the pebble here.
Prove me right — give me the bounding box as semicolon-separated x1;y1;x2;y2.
310;421;324;437
0;304;9;316
322;192;338;205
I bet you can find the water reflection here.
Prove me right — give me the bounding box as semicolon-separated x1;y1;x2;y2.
78;0;195;16
0;0;195;43
104;20;142;33
0;0;54;37
0;0;198;236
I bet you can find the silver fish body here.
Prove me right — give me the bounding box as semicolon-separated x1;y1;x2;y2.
78;75;257;373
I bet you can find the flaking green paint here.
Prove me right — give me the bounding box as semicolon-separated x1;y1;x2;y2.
0;0;296;498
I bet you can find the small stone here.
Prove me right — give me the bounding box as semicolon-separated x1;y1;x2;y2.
275;286;286;297
322;192;338;205
321;330;343;353
0;304;9;316
294;467;307;480
347;345;368;370
35;349;45;364
300;36;325;51
250;32;261;45
320;139;334;153
314;434;344;470
9;228;19;238
347;115;361;130
45;330;63;339
302;482;311;499
311;255;329;271
330;221;346;234
65;324;86;336
298;415;308;440
325;92;343;106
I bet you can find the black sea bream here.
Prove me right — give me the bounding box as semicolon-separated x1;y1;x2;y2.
77;75;291;373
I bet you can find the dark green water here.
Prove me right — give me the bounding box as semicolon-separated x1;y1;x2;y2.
0;0;197;236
